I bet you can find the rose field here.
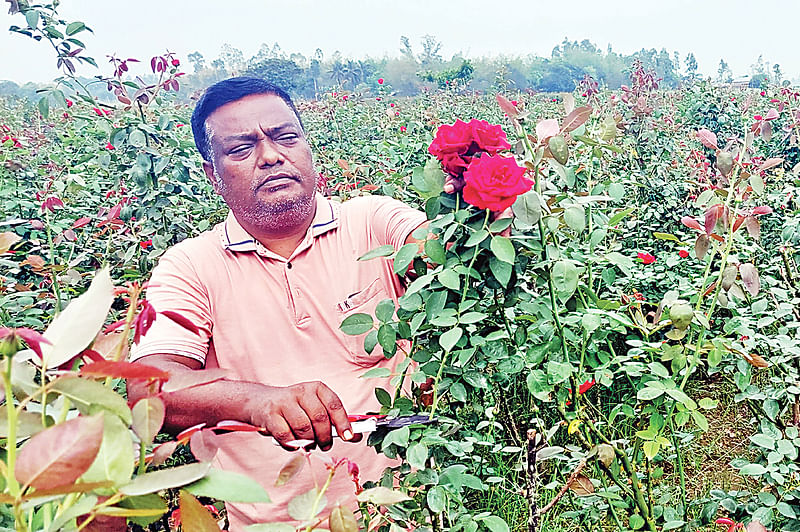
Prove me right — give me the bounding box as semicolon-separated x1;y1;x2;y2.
4;4;800;532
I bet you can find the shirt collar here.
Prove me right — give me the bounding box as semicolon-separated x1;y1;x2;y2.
219;193;340;253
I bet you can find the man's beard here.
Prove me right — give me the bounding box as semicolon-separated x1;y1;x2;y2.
217;176;315;233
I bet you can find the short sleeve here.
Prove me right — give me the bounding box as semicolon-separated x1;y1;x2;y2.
129;246;213;365
366;196;427;249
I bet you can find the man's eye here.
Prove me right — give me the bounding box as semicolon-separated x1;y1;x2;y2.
278;134;298;142
229;145;251;154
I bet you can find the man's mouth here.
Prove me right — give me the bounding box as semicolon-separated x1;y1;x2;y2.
258;173;298;191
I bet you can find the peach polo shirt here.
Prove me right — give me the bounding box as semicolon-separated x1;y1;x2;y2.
130;193;426;529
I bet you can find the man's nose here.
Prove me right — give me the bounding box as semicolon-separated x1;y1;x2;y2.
256;139;283;166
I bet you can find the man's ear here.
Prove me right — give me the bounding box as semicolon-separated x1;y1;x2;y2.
202;160;222;194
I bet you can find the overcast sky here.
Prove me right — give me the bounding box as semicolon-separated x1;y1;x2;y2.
1;0;796;83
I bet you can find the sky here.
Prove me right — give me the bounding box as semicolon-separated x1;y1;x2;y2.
1;0;796;84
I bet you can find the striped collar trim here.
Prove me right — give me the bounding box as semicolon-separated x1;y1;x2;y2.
219;194;340;252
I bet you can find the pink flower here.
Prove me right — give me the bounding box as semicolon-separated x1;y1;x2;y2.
65;99;73;108
400;126;407;133
390;103;395;107
105;142;115;150
171;59;180;67
637;252;656;265
377;78;384;84
511;100;518;106
395;111;399;116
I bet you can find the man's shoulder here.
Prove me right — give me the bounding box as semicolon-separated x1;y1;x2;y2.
338;194;412;217
157;222;226;265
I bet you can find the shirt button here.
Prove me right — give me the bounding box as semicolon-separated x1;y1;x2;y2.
287;262;293;269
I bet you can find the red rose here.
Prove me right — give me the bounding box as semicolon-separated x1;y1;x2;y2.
470;119;511;154
377;78;384;84
678;249;689;258
399;126;407;133
105;142;115;150
637;252;656;265
171;59;180;67
428;119;474;157
462;154;533;211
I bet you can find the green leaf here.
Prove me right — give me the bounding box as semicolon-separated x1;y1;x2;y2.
564;205;586;233
129;129;146;148
643;440;661;459
339;313;374;335
662;520;686;530
377;324;397;354
382;425;410;448
739;463;767;475
361;367;391;379
25;10;39;28
551;260;578;300
412;159;446;199
605;252;633;277
407;443;429;469
245;524;295;532
490;257;512;287
40;268;115;368
460;312;487;324
375;387;392;407
607;207;635;227
653;232;679;242
438;269;460;291
489;217;513;233
637;387;665;401
427;485;447;513
186;468;270;503
750;434;776;450
51;377;132;425
629;514;645;530
65;21;86;35
118;493;168;527
465;229;489;247
777;501;797;518
82;414;134;487
288;488;326;521
439;327;463;352
512;191;541;226
375;299;396;323
490;236;515;264
358;244;395;261
479;516;510;532
424;238;447;264
364;330;378;353
38;96;49;119
450;382;467;401
393;243;418;275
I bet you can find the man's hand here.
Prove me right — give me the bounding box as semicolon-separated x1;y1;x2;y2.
248;381;361;451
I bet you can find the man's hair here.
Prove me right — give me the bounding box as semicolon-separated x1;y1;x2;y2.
190;77;303;162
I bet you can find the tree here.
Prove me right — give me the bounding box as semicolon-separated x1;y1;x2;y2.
684;52;698;80
773;63;783;83
717;59;732;83
187;51;205;72
244;58;305;94
399;36;415;62
419;34;443;66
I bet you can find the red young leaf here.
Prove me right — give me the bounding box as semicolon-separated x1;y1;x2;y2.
561;106;593;133
696;128;718;150
695;235;710;260
752;205;773;216
151;441;179;467
79;360;170;382
704;205;721;235
536;119;560;143
757;158;783;173
16;414;104;490
132;396;166;446
176;422;207;445
764;108;779;121
745;217;761;240
739;263;760;296
495;94;518;118
746;519;770;532
680;216;703;232
275;454;306;487
159;310;201;335
190;429;221;462
732;215;745;233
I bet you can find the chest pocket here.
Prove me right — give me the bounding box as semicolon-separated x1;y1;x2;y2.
336;278;392;366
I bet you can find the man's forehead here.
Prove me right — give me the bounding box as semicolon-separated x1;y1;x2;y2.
206;93;300;131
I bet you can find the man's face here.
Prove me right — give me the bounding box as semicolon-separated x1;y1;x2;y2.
202;93;317;233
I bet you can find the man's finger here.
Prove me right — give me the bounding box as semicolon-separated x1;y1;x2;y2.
315;386;358;443
298;394;334;451
263;415;310;450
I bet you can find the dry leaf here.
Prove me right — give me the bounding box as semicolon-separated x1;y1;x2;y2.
568;474;595;496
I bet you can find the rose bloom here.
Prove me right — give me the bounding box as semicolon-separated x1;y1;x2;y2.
637;252;656;265
429;119;511;176
678;249;689;258
462;154;533;211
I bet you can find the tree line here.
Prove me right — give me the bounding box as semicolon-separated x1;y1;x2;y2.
0;36;787;102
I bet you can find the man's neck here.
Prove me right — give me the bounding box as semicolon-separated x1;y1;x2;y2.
236;200;317;259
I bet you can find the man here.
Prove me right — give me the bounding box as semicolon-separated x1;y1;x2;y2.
127;77;428;527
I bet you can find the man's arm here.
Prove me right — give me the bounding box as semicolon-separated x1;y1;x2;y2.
128;353;359;451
